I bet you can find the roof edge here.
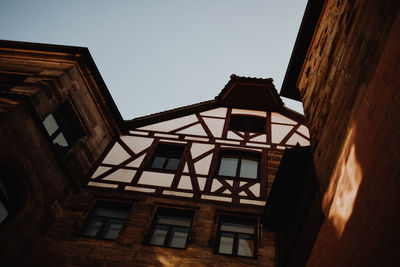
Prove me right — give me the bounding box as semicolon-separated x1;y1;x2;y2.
280;0;325;101
0;39;125;133
126;99;218;129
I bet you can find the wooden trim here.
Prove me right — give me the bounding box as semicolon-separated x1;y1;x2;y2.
196;113;214;138
118;138;136;157
221;108;232;139
170;121;200;134
260;148;268;199
266;111;272;144
131;138;159;185
280;123;302;145
171;142;192;189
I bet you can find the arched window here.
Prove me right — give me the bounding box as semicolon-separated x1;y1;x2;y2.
0;163;25;228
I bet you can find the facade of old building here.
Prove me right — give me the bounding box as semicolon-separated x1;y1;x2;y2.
0;41;123;266
0;41;310;266
1;0;399;265
279;0;400;266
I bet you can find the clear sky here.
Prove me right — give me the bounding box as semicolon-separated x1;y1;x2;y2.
0;0;307;119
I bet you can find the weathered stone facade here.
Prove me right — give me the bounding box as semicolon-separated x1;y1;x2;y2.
1;41;309;266
2;0;399;265
0;41;121;266
289;0;400;265
30;190;276;266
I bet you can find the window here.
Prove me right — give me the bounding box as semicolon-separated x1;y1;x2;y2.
0;163;25;228
216;215;257;258
148;207;194;249
82;201;131;240
150;144;185;171
217;151;259;180
42;101;85;153
229;115;266;133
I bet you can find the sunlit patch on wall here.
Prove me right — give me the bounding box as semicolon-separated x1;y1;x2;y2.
324;127;362;237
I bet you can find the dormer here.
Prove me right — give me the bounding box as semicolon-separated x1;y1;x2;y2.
217;74;283;111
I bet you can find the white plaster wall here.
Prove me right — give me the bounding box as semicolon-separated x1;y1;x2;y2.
122;135;153;154
138;114;197;132
138;171;175;187
271;112;297;124
191;143;214;159
271;124;293;144
203;117;224;138
102;142;130;165
200;107;227;118
102;169;136;183
194;154;213;175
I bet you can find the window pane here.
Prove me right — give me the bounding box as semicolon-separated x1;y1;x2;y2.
220;222;255;234
94;207;129;219
83;217;104;237
157;215;191;227
238;234;254;257
219;232;234;254
169;226;189;248
99;219;123;240
165;158;180;170
53;132;68;147
239;159;258;179
43;114;59;136
151;156;166;169
0;201;8;223
54;102;85;145
218;157;238;177
150;225;168;246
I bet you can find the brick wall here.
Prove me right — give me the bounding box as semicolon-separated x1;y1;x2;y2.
297;0;400;265
31;191;276;266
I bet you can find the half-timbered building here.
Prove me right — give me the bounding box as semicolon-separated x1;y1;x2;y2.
78;74;310;265
89;74;309;205
2;0;399;264
0;39;311;266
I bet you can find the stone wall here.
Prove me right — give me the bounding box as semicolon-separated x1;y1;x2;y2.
0;44;120;266
31;190;276;266
297;0;400;265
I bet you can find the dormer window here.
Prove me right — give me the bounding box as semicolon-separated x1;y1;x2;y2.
229;115;265;133
217;151;260;180
150;144;185;171
42;101;85;153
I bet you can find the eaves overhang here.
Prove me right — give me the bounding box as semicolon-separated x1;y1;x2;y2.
280;0;325;101
126;74;306;129
0;39;125;132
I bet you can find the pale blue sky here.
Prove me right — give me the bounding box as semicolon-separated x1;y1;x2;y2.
0;0;307;119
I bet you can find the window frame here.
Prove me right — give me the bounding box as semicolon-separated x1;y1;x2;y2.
215;213;259;258
42;101;86;153
147;207;195;249
149;143;185;172
216;150;261;181
81;200;132;241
